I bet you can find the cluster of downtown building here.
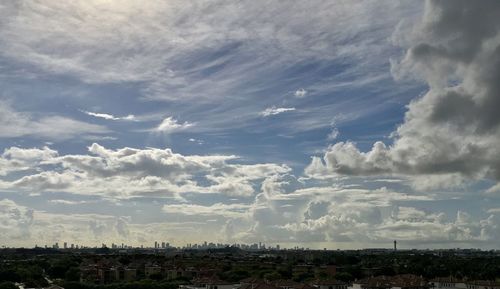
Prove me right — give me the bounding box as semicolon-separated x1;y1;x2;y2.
41;241;282;251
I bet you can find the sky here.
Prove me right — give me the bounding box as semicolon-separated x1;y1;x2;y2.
1;0;500;249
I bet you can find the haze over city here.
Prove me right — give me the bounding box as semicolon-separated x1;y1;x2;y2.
1;0;500;250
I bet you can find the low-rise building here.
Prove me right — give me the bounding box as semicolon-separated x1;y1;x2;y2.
97;267;119;284
350;275;427;289
312;279;347;289
123;268;137;282
466;281;500;289
430;277;467;289
240;283;280;289
273;280;302;289
180;277;238;289
145;265;162;278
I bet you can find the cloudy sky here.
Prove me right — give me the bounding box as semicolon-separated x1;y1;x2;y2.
1;0;500;249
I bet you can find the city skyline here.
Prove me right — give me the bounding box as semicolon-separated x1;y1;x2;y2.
6;239;486;252
1;1;500;249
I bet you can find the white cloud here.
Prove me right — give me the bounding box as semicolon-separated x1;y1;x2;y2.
260;106;296;117
82;110;136;121
221;181;500;246
156;117;194;133
3;146;58;161
188;138;204;145
294;88;307;98
0;146;58;176
277;195;500;245
1;145;498;247
0;199;34;240
162;203;251;218
49;199;90;205
0;143;289;198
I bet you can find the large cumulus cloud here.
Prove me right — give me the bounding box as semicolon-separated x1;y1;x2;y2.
0;143;290;198
306;0;500;190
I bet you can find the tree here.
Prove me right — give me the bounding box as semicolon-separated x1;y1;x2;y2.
148;273;164;281
263;272;281;281
335;272;353;282
0;269;21;282
65;267;81;282
0;282;18;289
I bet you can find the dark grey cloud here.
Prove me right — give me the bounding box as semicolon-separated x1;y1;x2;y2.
307;0;500;189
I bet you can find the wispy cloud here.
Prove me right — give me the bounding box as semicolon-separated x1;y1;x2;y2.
327;127;339;140
0;0;420;137
0;102;109;140
81;110;136;121
260;106;296;117
162;203;251;218
49;199;89;205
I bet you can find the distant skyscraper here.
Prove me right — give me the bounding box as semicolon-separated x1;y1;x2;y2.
64;242;67;249
394;240;397;251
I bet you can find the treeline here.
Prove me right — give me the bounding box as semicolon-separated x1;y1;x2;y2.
0;262;48;288
354;253;500;280
1;251;500;287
